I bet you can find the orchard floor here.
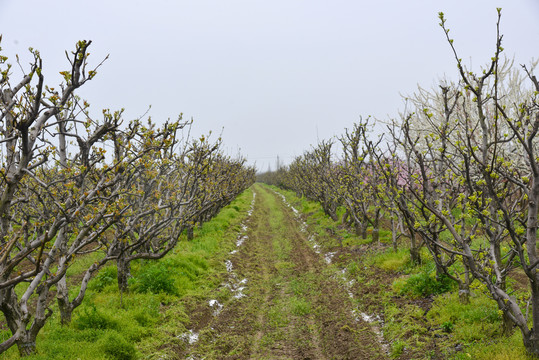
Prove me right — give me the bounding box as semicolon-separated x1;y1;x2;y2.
172;184;387;360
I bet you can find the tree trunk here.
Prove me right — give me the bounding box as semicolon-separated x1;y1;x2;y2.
56;260;103;326
55;230;74;325
501;311;515;336
341;210;349;225
1;287;51;357
15;333;37;357
0;288;23;355
326;208;338;222
432;248;445;282
354;222;362;237
117;254;131;293
523;279;539;357
0;333;17;354
435;264;444;282
523;331;539;357
391;217;398;252
186;226;194;241
410;247;421;265
410;232;421;265
497;272;514;336
56;276;73;325
457;262;472;305
458;282;470;305
372;228;379;243
372;211;382;243
358;221;368;239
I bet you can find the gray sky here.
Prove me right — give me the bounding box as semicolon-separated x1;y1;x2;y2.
1;1;538;171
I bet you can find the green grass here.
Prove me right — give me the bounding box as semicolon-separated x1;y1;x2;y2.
390;339;407;359
427;292;502;343
392;268;455;298
290;296;311;316
451;330;535;360
371;247;411;272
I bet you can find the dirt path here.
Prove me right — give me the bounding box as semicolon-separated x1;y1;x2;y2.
181;185;386;360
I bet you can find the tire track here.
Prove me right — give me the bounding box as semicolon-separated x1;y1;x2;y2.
183;185;386;359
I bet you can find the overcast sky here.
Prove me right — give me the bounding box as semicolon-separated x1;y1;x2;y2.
1;1;538;171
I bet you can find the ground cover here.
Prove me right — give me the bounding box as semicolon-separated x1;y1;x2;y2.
3;183;533;359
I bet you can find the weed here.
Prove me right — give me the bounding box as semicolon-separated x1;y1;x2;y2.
132;309;154;327
384;303;427;343
347;260;362;278
441;321;454;333
290;296;311;316
290;278;310;296
0;188;254;360
89;266;117;292
275;261;295;272
267;302;290;328
130;262;177;295
74;304;119;330
451;331;534;360
395;269;454;298
390;339;407;358
98;330;138;360
372;247;411;272
428;292;502;343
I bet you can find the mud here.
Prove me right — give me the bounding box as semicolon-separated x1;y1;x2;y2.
176;185;387;360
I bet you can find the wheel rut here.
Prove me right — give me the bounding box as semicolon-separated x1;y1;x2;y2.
183;184;386;360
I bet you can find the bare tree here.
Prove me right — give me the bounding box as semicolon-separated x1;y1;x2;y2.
0;39;116;355
284;141;340;221
338;118;387;241
54;115;187;323
390;9;539;351
0;36;256;356
108;133;255;293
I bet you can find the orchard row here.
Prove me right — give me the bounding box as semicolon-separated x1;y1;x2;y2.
0;39;254;356
260;10;539;357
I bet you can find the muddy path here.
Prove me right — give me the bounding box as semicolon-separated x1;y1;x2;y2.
180;185;387;360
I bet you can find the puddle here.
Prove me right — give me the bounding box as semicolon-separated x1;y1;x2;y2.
233;279;248;299
324;251;336;264
308;235;321;254
274;190;341;267
273;191;301;218
232;191;255;250
236;235;248;247
221;191;257;308
339;268;390;355
225;278;248;299
357;311;389;354
209;299;223;316
180;191;257;356
178;329;199;345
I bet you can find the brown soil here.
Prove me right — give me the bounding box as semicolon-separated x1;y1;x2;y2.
312;224;454;359
176;185;387;360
